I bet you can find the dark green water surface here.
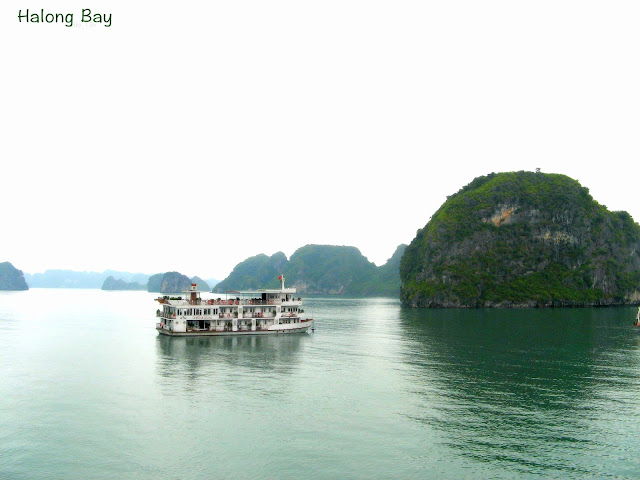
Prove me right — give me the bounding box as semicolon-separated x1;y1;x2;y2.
1;290;639;479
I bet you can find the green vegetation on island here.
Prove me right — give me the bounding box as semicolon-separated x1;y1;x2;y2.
214;244;406;296
351;244;406;296
0;262;29;290
214;252;288;292
400;171;640;308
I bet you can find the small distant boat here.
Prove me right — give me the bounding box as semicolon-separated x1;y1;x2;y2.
635;306;640;327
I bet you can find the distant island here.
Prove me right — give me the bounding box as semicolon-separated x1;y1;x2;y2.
22;269;217;292
0;262;29;290
25;270;151;289
103;272;212;293
214;244;406;296
102;276;146;291
400;171;640;308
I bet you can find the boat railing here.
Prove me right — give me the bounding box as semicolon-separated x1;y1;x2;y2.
205;300;241;306
244;299;302;306
240;300;273;306
192;298;304;306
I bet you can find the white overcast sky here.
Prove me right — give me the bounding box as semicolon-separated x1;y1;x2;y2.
1;1;639;280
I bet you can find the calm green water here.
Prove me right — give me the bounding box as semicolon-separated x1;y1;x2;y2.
1;289;639;479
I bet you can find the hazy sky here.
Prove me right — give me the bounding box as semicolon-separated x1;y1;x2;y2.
2;1;639;280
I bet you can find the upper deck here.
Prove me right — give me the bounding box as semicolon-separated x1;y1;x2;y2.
161;295;303;307
158;277;302;307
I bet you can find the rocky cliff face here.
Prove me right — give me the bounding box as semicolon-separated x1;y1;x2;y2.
0;262;29;290
190;276;210;292
159;272;192;294
147;272;193;293
400;171;640;308
147;273;164;292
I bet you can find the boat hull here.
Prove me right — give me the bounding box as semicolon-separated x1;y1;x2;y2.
157;320;314;336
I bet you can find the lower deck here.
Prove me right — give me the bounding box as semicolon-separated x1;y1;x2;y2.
156;319;313;336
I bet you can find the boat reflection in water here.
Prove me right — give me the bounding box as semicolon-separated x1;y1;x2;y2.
155;333;308;383
396;306;640;478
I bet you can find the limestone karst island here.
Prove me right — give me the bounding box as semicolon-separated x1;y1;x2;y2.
400;171;640;308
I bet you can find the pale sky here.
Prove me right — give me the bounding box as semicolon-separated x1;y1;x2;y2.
2;1;639;280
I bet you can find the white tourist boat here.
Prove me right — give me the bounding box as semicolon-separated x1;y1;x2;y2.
155;276;314;336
